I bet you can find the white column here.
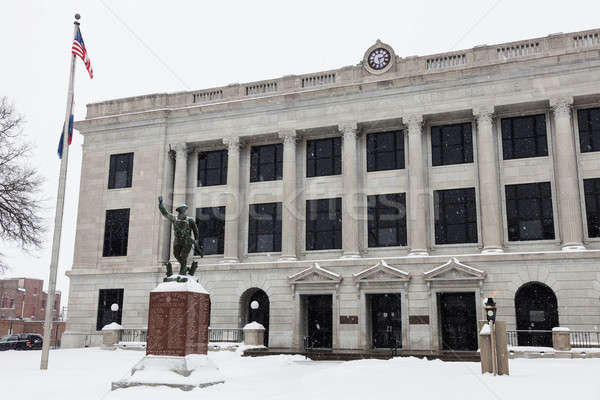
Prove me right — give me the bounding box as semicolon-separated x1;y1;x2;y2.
223;136;241;262
341;123;361;258
279;129;298;260
474;107;504;253
406;114;428;256
550;97;585;250
172;143;189;209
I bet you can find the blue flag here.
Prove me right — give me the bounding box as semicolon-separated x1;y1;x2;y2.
57;115;74;159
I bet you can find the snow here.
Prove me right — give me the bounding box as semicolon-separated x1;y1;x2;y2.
552;327;570;332
151;277;208;294
480;323;490;335
243;322;265;330
1;347;600;399
103;322;124;331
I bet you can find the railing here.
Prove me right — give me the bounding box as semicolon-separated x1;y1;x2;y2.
209;327;244;343
506;330;552;347
301;73;336;88
426;54;466;70
570;331;600;348
497;42;540;60
119;328;147;343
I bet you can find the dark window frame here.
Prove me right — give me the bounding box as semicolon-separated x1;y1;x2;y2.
197;149;228;187
250;143;283;182
96;289;124;331
501;114;548;160
505;182;555;241
584;178;600;238
578;107;600;153
434;188;478;245
366;130;405;172
196;206;226;255
306;198;342;250
431;122;473;166
306;137;342;178
367;193;407;247
248;202;282;253
108;152;134;189
102;208;130;257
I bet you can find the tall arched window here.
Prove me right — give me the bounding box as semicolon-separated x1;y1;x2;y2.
515;282;559;347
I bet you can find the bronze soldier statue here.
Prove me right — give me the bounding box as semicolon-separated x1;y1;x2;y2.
158;195;203;280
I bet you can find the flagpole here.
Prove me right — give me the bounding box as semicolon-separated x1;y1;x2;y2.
40;13;80;370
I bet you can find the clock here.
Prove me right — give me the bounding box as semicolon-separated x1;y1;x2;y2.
368;48;391;70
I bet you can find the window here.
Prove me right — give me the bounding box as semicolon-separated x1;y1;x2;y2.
431;122;473;166
584;178;600;238
250;144;283;182
306;137;341;177
9;299;14;309
196;207;225;255
96;289;123;331
434;188;478;244
501;114;548;160
102;209;130;257
248;202;282;253
366;130;405;172
578;108;600;153
505;182;554;241
108;153;134;189
198;150;228;186
306;198;342;250
368;193;407;247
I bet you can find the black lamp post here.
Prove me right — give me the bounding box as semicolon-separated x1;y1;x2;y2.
484;297;497;323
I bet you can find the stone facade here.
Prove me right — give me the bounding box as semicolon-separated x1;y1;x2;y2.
64;29;600;350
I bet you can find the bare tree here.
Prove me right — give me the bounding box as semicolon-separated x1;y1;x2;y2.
0;97;44;272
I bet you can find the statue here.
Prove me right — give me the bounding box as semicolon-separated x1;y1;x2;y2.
158;195;203;282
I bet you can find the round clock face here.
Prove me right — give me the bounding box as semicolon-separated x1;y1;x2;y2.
368;48;391;70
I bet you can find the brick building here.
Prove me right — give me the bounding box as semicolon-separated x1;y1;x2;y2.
0;278;61;321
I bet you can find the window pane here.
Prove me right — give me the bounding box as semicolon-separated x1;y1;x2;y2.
578;108;600;153
584;178;600;237
248;202;282;252
431;123;472;166
434;188;477;244
306;198;342;250
103;209;130;256
367;193;406;247
198;150;227;186
501;115;547;160
366;131;405;172
196;206;225;255
108;153;134;189
505;182;554;241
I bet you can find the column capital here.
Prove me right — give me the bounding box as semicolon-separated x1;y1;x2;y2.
170;143;190;159
550;97;574;116
404;114;423;134
473;106;495;128
223;136;242;151
339;122;359;140
278;129;298;144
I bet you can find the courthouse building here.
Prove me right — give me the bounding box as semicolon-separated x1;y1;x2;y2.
63;29;600;351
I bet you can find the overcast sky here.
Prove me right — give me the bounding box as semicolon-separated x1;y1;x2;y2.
1;0;599;304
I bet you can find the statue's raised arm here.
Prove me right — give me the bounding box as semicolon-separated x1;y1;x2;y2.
157;195;175;222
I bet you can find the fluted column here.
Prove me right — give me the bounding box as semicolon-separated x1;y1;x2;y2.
474;107;503;253
550;97;585;250
279;130;298;260
223;136;241;262
406;115;428;256
341;123;361;257
172;143;189;209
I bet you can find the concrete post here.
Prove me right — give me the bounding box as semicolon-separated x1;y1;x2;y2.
552;327;571;351
550;97;585;250
279;130;298;260
341;123;361;258
406;114;428;255
474;107;504;253
172;143;189;208
223;137;241;262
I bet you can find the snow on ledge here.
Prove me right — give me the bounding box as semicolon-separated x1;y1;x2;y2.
243;322;265;330
102;322;123;331
151;277;209;294
480;323;490;335
552;327;570;332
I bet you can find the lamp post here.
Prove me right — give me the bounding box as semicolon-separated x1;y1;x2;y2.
111;303;119;324
484;298;498;375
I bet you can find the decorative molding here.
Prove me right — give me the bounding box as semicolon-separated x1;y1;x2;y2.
278;130;297;145
423;257;486;289
222;136;242;151
550;97;574;116
288;263;342;295
170;143;189;159
339;123;359;140
404;114;423;135
473;106;495;127
352;259;410;290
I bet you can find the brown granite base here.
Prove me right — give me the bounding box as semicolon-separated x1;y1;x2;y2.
146;290;210;357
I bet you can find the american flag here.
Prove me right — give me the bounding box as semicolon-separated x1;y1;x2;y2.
72;27;93;79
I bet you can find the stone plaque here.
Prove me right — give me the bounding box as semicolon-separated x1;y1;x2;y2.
409;315;430;325
340;315;358;324
146;290;210;357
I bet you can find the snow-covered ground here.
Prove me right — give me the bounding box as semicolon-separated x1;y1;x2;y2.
1;347;599;399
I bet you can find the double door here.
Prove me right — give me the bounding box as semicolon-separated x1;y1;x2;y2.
371;293;402;348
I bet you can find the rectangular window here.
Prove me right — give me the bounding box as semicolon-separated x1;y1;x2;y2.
366;130;405;172
431;122;473;166
367;193;407;247
306;198;342;250
434;188;478;244
578;108;600;153
306;137;342;177
102;208;130;257
501;114;548;160
505;182;554;241
96;289;123;331
108;152;134;189
198;150;228;186
250;144;283;182
248;202;282;253
9;299;14;309
196;207;225;255
584;178;600;238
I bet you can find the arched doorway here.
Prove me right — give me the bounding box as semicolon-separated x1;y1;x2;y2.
515;282;559;347
240;288;269;346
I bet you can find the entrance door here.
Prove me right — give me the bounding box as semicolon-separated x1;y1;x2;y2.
370;293;402;348
438;292;477;351
515;282;558;347
305;295;332;348
247;290;270;346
